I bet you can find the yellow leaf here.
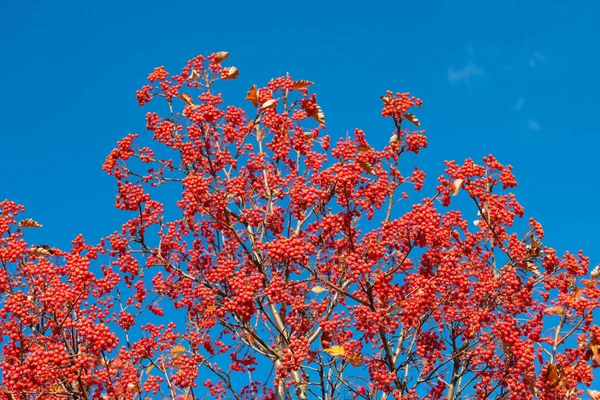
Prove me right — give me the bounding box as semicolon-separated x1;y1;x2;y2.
260;98;279;110
311;105;325;125
311;286;326;294
324;345;345;356
222;66;239;80
214;51;230;64
544;306;564;316
403;113;420;127
293;80;314;89
146;364;154;374
19;218;42;228
450;179;463;196
170;345;185;354
246;85;259;107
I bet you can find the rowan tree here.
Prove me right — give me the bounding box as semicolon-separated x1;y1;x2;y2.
1;51;599;400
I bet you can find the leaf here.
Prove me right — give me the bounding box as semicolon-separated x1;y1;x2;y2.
222;66;239;80
214;51;230;64
29;245;54;257
320;331;332;348
188;69;200;80
590;344;600;365
358;160;374;175
524;262;542;276
178;93;195;106
246;85;259;107
324;345;345;356
346;353;363;367
403;113;420;127
588;389;600;399
311;286;326;294
356;145;373;153
311;105;325;125
170;345;185;354
293;80;314;89
380;95;391;104
543;363;562;389
146;364;154;374
19;218;42;228
260;98;279;110
591;265;600;280
450;179;463;196
389;134;399;145
544;306;564;316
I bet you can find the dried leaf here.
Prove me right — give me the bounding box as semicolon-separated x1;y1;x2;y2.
311;286;326;294
358;160;374;175
356;145;373;153
246;85;259;107
188;69;200;80
260;98;279;110
178;93;194;106
19;218;42;228
222;66;239;80
170;345;185;354
403;113;420;127
590;344;600;365
320;331;332;348
524;262;542;276
523;375;536;397
591;265;600;280
588;389;600;399
450;179;463;196
543;363;562;389
389;134;399;145
29;245;54;257
214;51;230;64
380;95;391;104
324;345;345;356
146;364;154;374
311;105;325;125
346;353;363;367
293;80;314;89
500;339;512;358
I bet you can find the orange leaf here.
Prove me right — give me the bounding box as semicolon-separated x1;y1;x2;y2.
19;218;42;228
356;145;373;153
450;179;463;196
544;306;564;316
345;353;363;367
324;345;345;356
214;51;230;64
403;113;420;127
358;160;374;175
222;66;239;80
543;363;562;388
293;80;314;89
246;85;259;107
170;345;185;354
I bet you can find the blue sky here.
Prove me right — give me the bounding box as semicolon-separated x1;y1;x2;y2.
1;0;600;395
1;0;599;260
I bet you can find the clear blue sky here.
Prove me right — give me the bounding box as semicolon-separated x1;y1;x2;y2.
1;1;599;279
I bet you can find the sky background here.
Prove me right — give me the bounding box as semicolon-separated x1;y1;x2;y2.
1;0;599;257
1;0;600;395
